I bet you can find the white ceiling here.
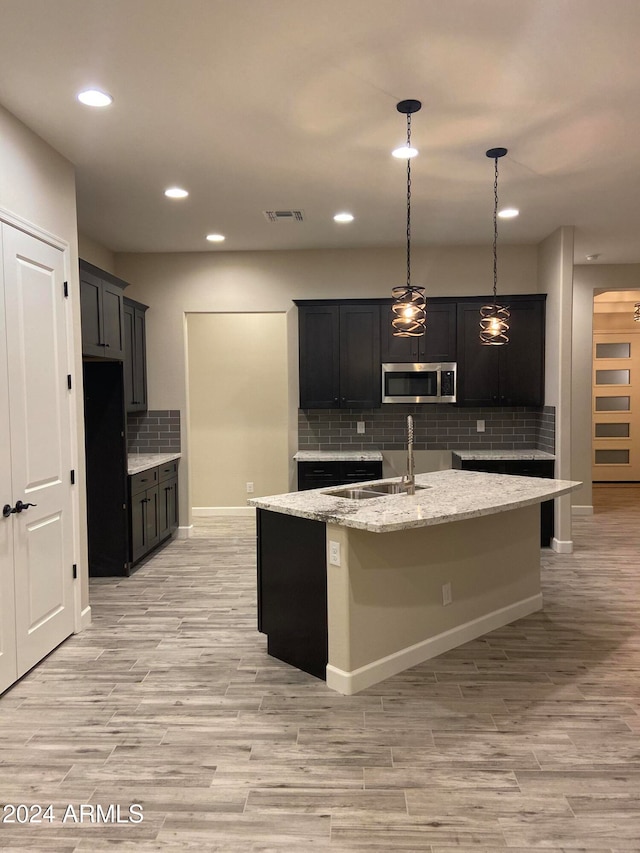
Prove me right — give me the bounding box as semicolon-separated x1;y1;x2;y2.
1;0;640;262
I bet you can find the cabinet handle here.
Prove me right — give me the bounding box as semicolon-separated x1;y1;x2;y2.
14;500;37;513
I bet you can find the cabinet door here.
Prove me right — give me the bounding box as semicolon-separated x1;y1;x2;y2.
299;305;340;408
123;303;136;409
144;486;160;551
339;304;381;408
159;476;179;539
498;299;545;406
79;269;105;357
421;302;457;361
101;280;125;359
123;302;148;412
456;302;500;405
133;306;147;409
380;304;421;362
130;491;147;563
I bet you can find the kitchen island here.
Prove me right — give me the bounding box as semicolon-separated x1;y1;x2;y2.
250;469;581;695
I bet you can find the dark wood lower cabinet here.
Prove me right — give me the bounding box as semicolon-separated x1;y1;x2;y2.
128;462;179;567
297;460;382;491
257;509;327;680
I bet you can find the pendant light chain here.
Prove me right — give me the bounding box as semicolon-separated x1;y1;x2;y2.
492;154;499;305
406;112;412;289
479;146;510;346
391;99;425;338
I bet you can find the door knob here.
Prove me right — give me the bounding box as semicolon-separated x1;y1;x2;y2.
2;504;16;518
14;500;37;513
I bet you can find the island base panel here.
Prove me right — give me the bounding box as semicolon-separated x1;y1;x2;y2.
257;509;327;680
326;505;542;694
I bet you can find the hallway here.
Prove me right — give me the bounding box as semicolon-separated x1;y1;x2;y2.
0;487;639;850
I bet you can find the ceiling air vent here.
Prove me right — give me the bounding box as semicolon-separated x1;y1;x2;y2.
263;210;305;222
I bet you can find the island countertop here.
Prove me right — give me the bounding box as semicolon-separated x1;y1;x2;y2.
249;469;581;534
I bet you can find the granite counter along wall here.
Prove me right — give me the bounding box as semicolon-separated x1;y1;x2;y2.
127;410;181;454
298;405;555;453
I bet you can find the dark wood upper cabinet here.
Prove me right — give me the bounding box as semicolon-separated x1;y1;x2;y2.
456;295;546;406
123;297;148;412
380;298;457;362
79;259;126;360
297;301;381;408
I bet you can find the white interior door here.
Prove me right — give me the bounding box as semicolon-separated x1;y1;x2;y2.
592;332;640;481
1;224;74;685
0;227;18;694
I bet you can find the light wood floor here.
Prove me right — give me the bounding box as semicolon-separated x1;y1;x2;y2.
1;486;639;851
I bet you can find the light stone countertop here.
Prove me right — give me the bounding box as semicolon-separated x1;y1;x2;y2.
127;452;182;475
294;450;384;462
453;449;555;461
249;468;581;534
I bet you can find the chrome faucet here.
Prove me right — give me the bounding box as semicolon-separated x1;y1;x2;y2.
402;414;416;495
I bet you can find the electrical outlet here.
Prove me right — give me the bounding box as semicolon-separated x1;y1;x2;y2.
476;420;485;433
329;540;341;566
246;482;254;493
442;582;452;606
357;421;366;434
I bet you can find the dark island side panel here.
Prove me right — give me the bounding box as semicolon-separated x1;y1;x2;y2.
257;509;328;680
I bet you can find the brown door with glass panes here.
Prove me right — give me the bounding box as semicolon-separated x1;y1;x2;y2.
592;333;640;481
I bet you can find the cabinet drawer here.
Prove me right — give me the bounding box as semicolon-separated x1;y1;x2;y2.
158;459;179;483
130;466;159;495
341;462;383;482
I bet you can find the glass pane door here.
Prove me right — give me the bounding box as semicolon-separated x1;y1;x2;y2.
592;332;640;481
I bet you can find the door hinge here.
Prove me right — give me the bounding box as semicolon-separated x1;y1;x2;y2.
72;563;77;579
70;469;75;484
63;281;69;297
67;374;72;390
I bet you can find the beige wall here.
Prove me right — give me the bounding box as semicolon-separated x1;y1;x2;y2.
187;313;290;507
537;227;576;545
0;103;88;615
115;245;539;520
78;233;116;274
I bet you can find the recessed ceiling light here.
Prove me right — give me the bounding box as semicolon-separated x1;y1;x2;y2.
77;89;113;107
333;212;354;223
498;208;519;219
586;253;601;261
392;145;418;159
206;233;225;243
164;187;189;199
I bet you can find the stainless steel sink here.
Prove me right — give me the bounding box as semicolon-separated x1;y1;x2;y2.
326;483;430;500
365;482;430;495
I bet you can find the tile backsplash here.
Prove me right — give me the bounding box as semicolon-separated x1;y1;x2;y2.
299;405;555;453
127;410;181;454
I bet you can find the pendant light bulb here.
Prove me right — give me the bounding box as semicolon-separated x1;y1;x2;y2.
479;147;510;346
391;99;426;338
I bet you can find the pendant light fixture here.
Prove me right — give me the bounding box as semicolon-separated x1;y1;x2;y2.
391;99;426;338
479;147;510;346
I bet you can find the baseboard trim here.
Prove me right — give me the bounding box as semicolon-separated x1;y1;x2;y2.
325;592;543;695
192;506;256;517
177;524;193;539
77;605;92;632
551;537;573;553
572;505;594;516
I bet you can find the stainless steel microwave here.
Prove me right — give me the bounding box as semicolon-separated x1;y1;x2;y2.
382;362;457;404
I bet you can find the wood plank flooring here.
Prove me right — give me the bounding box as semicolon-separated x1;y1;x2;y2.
1;485;639;850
